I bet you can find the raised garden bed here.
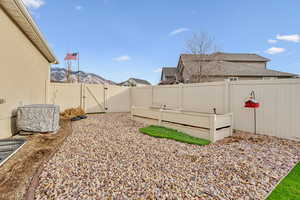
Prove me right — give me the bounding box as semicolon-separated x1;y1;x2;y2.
131;106;233;142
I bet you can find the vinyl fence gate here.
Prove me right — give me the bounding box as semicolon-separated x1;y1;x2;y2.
48;83;130;113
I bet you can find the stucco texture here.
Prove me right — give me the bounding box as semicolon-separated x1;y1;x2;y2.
0;7;50;138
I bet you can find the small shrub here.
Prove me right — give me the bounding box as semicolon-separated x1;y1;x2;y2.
60;107;85;120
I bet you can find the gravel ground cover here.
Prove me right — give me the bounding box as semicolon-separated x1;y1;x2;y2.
34;113;300;200
0;120;71;200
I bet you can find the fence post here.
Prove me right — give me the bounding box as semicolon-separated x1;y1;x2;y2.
151;86;154;106
224;80;230;113
129;87;132;111
158;109;163;126
80;83;85;111
179;83;184;110
209;114;216;142
229;113;233;136
131;106;134;120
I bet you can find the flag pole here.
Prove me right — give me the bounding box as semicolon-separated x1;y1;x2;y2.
77;52;80;83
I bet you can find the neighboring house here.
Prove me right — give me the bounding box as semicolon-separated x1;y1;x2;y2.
160;52;298;84
0;0;58;138
119;78;151;87
160;67;177;85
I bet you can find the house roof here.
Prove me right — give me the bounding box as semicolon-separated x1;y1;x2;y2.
119;78;151;85
162;67;177;76
129;78;151;85
0;0;58;64
159;79;177;85
180;52;270;62
161;67;177;80
182;60;298;77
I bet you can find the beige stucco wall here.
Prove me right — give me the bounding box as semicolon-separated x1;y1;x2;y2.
0;8;50;138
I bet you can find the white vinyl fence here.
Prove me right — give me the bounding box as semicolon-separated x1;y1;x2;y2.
131;82;227;114
230;79;300;140
48;83;130;113
47;79;300;141
131;79;300;141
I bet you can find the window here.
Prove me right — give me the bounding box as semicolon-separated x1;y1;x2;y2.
228;77;239;81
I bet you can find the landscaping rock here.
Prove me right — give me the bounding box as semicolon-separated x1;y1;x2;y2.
34;113;300;200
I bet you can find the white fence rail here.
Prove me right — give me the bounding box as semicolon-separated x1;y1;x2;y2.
131;79;300;141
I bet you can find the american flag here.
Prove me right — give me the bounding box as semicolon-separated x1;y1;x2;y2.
64;53;78;60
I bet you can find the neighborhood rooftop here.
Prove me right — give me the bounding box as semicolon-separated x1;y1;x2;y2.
128;78;151;85
161;67;177;77
180;52;270;62
182;60;298;77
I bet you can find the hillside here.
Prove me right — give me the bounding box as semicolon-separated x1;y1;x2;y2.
51;67;116;85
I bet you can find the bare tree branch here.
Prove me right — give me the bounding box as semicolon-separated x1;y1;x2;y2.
184;33;221;83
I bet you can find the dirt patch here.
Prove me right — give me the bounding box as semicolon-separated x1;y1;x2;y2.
0;120;72;200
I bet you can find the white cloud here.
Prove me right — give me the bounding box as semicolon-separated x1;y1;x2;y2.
276;34;300;43
75;5;83;10
265;47;286;55
169;28;189;36
22;0;45;9
114;55;131;62
154;68;162;73
268;39;277;44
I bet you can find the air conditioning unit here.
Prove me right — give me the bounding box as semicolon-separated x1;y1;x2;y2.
17;104;60;133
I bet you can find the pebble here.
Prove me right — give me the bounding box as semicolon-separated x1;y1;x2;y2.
34;113;300;200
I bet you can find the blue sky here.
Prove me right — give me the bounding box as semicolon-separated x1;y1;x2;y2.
24;0;300;84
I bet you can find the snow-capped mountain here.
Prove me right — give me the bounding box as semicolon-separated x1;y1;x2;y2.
51;67;116;85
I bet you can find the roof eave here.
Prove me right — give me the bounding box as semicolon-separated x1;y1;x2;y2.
224;59;270;62
1;0;59;64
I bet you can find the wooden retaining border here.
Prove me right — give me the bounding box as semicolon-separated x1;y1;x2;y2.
131;106;233;142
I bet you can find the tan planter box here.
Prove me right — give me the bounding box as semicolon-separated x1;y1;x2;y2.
131;106;233;142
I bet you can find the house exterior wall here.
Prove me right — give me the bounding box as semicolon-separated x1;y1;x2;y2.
0;8;50;138
181;75;285;83
165;76;176;81
162;72;166;81
229;61;266;69
207;76;278;82
180;64;288;83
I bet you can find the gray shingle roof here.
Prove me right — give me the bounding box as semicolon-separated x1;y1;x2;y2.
181;52;270;62
162;67;177;77
129;78;151;85
182;60;298;77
